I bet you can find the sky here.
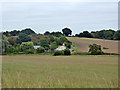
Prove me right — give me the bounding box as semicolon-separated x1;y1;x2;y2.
1;0;118;35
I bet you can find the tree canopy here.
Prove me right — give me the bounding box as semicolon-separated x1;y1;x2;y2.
75;29;120;40
19;33;31;42
88;44;104;55
3;28;36;36
62;28;72;36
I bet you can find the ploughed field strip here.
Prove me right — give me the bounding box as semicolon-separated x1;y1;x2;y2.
67;37;119;54
2;55;118;88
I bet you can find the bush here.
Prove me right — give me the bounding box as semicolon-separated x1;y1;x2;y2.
50;42;58;50
53;51;64;56
45;46;49;50
6;45;15;53
20;42;34;54
36;47;45;53
103;47;109;49
40;39;49;48
64;48;71;55
64;42;71;48
88;44;104;55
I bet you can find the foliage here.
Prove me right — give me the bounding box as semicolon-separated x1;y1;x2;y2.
91;29;115;40
40;39;49;48
6;45;15;53
6;45;20;54
55;37;62;45
45;46;49;50
75;29;120;40
50;42;58;50
20;42;34;54
36;47;45;53
44;31;63;37
30;34;50;45
15;38;22;44
3;30;20;36
1;35;8;54
8;36;18;46
50;32;63;37
44;31;50;35
64;42;71;48
113;30;120;40
62;28;72;36
64;48;71;55
103;47;109;49
59;36;71;45
88;44;104;55
72;44;78;52
53;51;64;56
76;31;93;38
19;33;31;42
49;35;55;42
21;28;36;35
3;28;35;36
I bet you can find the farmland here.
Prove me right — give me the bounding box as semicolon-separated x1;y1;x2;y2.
67;37;119;54
2;55;118;88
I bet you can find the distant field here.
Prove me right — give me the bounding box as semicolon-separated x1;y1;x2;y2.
2;55;118;88
67;37;119;54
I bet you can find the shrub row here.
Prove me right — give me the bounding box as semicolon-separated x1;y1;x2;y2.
53;48;71;56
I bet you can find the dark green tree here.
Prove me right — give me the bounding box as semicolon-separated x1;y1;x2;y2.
40;39;49;48
62;28;72;36
21;28;36;35
88;44;104;55
44;31;50;35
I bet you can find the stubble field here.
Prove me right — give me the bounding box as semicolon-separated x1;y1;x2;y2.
67;37;119;54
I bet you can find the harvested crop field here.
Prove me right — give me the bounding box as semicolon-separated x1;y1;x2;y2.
67;37;119;54
2;55;118;88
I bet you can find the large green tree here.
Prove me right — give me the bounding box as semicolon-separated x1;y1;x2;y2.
88;44;104;55
62;28;72;36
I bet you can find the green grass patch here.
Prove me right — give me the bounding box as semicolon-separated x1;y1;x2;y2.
2;55;118;88
72;44;78;52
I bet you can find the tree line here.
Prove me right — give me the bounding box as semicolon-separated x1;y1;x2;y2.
75;29;120;40
3;28;120;40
